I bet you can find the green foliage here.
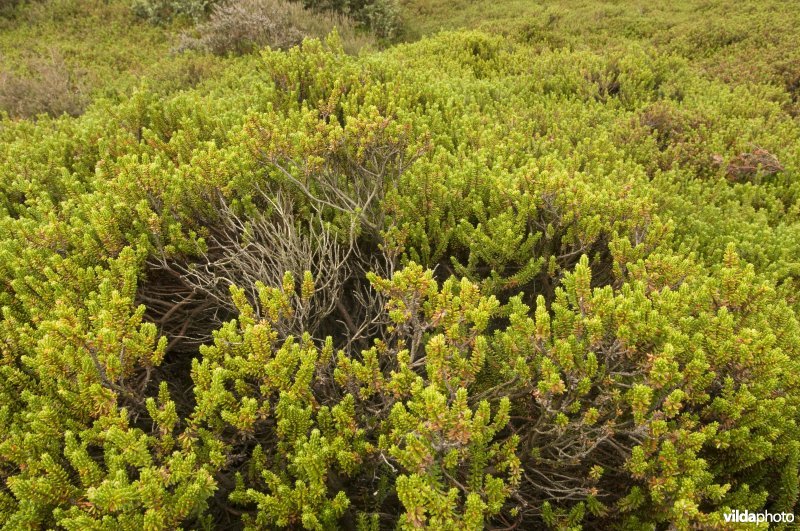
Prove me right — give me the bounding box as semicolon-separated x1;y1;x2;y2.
1;2;800;528
398;0;800;99
360;0;400;40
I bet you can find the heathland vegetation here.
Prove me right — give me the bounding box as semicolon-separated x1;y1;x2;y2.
1;0;799;528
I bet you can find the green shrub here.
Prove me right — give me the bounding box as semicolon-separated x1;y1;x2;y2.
301;0;401;40
361;0;400;40
1;14;800;531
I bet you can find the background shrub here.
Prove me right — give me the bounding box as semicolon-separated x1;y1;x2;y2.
361;0;399;39
0;0;20;15
131;0;217;25
302;0;401;40
0;0;219;119
177;0;374;55
0;49;86;118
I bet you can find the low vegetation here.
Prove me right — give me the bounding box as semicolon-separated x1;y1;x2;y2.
398;0;800;107
1;0;799;529
0;0;381;120
0;0;227;119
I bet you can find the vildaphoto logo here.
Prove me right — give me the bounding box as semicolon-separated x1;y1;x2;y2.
723;510;795;524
